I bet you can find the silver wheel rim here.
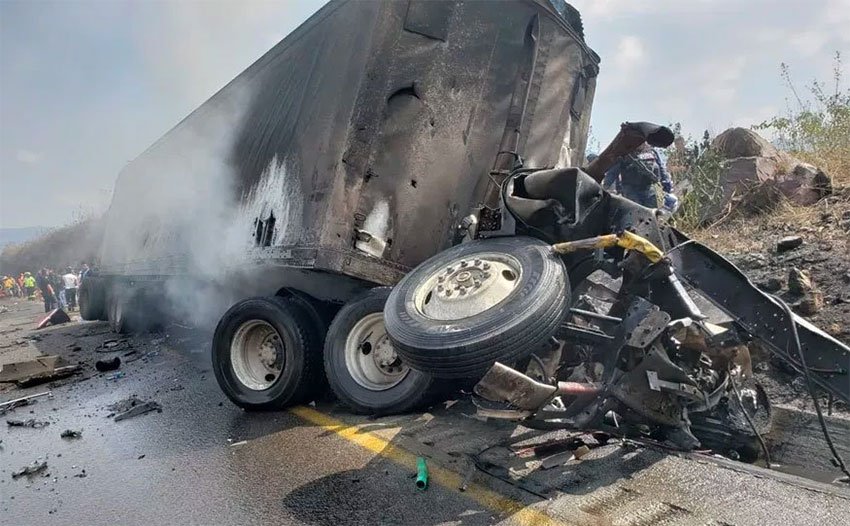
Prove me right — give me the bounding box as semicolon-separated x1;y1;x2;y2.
230;320;284;391
412;253;522;321
344;312;408;391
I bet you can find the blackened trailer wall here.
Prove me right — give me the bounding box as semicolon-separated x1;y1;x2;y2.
100;0;599;289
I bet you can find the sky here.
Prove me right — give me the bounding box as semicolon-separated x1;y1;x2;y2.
1;0;848;229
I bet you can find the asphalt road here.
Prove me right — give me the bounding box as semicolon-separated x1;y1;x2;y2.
2;297;850;526
0;299;542;526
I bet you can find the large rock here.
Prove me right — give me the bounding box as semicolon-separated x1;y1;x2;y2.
700;128;832;222
776;162;832;206
701;156;782;220
712;127;778;159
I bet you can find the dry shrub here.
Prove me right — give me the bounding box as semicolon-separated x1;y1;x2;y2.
755;52;850;188
0;216;104;275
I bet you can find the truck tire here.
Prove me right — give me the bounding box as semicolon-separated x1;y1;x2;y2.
78;277;105;321
324;288;435;415
212;296;323;410
385;236;569;378
108;295;129;333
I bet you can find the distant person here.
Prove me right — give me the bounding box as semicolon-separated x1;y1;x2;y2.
23;272;36;299
1;276;13;297
36;269;56;312
62;267;79;310
602;143;677;210
9;275;22;297
49;269;66;310
79;263;91;281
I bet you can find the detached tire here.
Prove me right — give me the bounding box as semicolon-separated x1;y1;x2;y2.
324;288;435;415
385;236;569;378
78;277;105;321
212;296;323;411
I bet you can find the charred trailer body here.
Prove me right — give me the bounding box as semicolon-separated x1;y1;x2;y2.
81;1;601;411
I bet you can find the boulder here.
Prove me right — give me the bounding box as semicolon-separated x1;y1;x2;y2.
712;127;778;159
702;128;832;222
721;156;779;186
776;162;832;206
702;157;782;220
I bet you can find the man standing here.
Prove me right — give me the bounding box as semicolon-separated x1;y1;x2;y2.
50;270;66;310
79;263;91;281
62;267;79;311
36;269;56;312
602;143;677;211
23;272;36;299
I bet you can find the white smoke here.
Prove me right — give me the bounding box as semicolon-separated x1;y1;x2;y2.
99;78;305;327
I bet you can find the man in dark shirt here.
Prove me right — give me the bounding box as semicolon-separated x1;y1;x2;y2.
602;143;676;210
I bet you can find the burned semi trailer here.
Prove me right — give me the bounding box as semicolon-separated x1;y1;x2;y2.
79;0;601;413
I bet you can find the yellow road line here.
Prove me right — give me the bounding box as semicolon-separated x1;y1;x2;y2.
289;405;574;526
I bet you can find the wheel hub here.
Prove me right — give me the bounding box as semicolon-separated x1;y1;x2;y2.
346;313;409;390
416;254;522;321
230;320;284;391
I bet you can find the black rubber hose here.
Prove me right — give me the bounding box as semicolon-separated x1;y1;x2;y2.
776;295;850;481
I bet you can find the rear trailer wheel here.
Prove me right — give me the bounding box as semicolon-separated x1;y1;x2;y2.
78;278;104;321
108;294;128;334
324;288;435;415
212;296;323;411
107;287;150;334
385;236;570;378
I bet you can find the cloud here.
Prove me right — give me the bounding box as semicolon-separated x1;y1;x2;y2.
614;36;645;68
133;2;318;115
15;149;42;164
603;35;646;90
695;55;747;104
788;31;830;57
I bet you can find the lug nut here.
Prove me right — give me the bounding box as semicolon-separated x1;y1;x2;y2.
460;260;468;268
474;259;481;266
474;280;482;288
483;262;490;270
446;289;453;296
483;272;491;279
438;275;445;283
437;285;444;292
447;266;454;273
459;288;467;295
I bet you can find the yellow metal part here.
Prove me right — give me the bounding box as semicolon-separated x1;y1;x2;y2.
552;231;665;263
